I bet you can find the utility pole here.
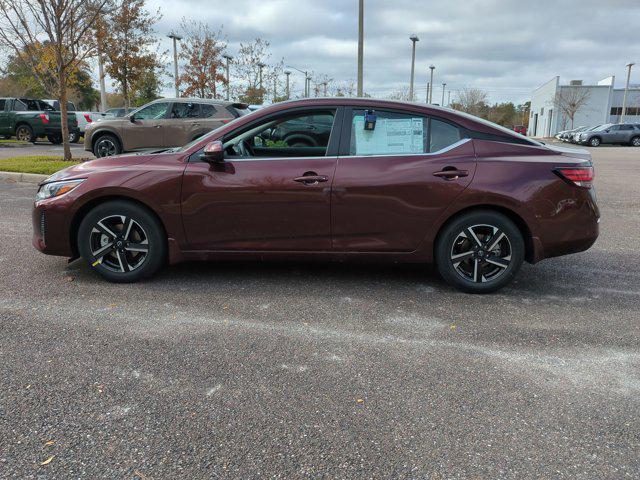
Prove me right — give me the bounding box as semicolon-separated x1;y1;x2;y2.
357;0;364;96
409;34;419;101
286;66;308;97
306;75;312;97
167;33;182;97
426;82;430;103
441;83;446;106
97;44;107;112
223;54;233;101
284;70;291;99
621;62;635;122
428;65;435;103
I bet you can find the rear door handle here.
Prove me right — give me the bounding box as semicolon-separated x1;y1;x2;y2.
433;169;469;180
294;175;329;184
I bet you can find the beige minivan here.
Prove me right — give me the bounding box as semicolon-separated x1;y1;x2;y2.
84;98;250;158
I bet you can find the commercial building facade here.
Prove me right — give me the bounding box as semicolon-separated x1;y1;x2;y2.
528;76;640;137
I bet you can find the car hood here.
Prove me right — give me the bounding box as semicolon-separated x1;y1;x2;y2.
42;153;154;185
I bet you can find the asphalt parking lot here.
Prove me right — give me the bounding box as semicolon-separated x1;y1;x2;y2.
0;141;93;160
1;146;639;478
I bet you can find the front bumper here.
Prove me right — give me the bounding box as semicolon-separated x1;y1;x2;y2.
32;196;75;257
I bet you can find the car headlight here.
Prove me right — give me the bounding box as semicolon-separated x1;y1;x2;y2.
580;134;587;140
36;179;84;201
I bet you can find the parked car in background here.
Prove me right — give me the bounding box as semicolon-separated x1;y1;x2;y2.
43;99;104;143
103;107;134;118
512;125;526;135
576;123;640;147
570;125;602;143
0;97;78;144
84;98;250;158
556;126;586;141
35;98;599;293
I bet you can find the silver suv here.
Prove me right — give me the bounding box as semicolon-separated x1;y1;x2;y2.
577;123;640;147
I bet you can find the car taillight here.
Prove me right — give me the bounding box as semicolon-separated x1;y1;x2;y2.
39;113;50;124
83;114;92;123
555;166;594;188
221;119;231;124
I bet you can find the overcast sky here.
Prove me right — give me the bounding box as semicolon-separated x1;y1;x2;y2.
147;0;638;104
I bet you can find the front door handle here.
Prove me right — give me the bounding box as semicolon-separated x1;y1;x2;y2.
154;125;162;128
294;175;329;185
433;169;469;180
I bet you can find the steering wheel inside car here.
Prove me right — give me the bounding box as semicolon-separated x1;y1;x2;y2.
232;139;254;157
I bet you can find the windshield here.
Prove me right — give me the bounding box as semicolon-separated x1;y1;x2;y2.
591;124;612;132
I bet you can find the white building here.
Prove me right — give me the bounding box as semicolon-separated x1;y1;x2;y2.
528;76;640;137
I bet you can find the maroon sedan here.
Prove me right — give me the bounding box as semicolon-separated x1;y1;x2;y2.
32;98;599;293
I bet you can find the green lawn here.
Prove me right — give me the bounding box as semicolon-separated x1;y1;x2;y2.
0;139;31;146
0;155;86;175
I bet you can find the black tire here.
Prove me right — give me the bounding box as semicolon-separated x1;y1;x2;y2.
47;134;63;145
15;124;35;143
435;210;524;294
93;133;121;158
631;136;640;147
77;200;166;283
69;131;81;143
589;137;601;147
0;134;11;140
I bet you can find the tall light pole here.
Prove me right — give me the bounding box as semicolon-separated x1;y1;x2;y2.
447;90;451;106
426;82;430;103
441;83;446;106
167;33;182;97
321;81;329;96
307;76;313;97
223;54;233;101
409;34;419;101
357;0;364;96
428;65;435;103
286;65;308;97
621;62;635;122
97;44;107;112
284;70;291;99
257;62;266;92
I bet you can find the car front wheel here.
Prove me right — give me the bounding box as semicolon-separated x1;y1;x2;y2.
589;137;601;147
93;134;121;158
77;201;166;283
631;136;640;147
435;211;524;293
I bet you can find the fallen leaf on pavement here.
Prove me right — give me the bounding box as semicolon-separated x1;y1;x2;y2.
40;456;54;465
44;440;55;446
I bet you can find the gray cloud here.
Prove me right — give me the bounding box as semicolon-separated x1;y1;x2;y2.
147;0;639;103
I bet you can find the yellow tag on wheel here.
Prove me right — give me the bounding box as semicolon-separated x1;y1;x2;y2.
92;259;101;267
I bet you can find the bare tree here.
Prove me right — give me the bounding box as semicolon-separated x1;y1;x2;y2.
387;85;412;101
554;87;591;129
452;88;489;117
231;38;271;104
0;0;112;159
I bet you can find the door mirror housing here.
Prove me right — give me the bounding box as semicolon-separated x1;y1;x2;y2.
202;141;224;162
129;114;136;123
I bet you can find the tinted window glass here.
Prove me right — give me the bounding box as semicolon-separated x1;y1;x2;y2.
135;102;170;120
201;104;217;118
14;100;27;111
620;125;634;130
349;110;428;156
171;102;200;119
430;119;462;152
0;99;5;111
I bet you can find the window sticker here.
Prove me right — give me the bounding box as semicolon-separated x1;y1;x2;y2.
353;116;424;155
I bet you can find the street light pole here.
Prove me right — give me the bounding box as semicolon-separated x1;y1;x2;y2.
223;54;233;101
257;62;266;92
285;66;309;97
97;44;107;112
284;70;291;99
167;33;182;97
621;62;635;122
426;82;430;103
441;82;446;106
409;34;419;101
428;65;435;104
357;0;364;96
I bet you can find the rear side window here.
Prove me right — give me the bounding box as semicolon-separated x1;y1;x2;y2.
349;110;428;156
430;118;462;152
171;102;200;119
0;99;5;111
200;104;217;118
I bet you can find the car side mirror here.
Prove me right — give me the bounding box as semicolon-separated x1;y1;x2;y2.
202;141;224;162
604;129;610;133
129;115;136;123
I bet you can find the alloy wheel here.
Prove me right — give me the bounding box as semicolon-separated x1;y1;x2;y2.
450;224;512;283
89;215;149;273
96;138;117;157
590;138;600;147
632;137;640;147
16;127;32;142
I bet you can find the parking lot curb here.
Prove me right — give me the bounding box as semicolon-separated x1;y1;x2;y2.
0;171;48;184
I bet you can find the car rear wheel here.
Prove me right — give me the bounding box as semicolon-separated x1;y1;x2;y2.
435;211;524;293
47;134;63;144
93;134;121;158
15;125;35;143
631;136;640;147
77;201;166;283
589;137;601;147
69;131;81;143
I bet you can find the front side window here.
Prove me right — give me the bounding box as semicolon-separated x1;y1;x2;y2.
224;111;336;158
171;102;200;119
349;110;428;156
134;102;170;120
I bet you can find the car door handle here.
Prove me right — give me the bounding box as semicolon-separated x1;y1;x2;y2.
294;175;329;184
190;122;200;126
154;125;162;128
433;169;469;180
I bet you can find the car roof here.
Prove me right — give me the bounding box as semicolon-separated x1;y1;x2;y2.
151;97;239;106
